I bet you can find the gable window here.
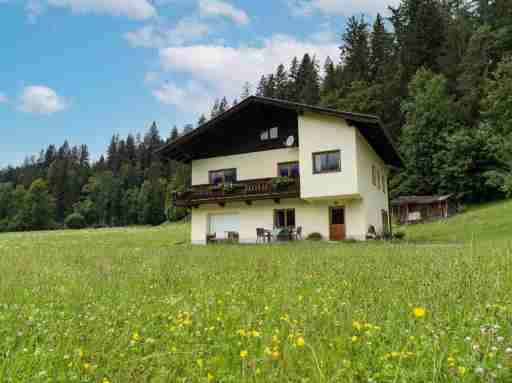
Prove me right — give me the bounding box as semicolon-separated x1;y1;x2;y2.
313;150;341;174
274;209;295;228
209;169;237;185
260;126;279;141
278;162;300;178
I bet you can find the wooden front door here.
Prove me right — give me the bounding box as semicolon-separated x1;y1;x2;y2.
329;207;346;241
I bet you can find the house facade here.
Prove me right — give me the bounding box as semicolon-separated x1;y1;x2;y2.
158;97;402;244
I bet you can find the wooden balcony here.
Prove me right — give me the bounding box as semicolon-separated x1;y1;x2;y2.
173;177;301;208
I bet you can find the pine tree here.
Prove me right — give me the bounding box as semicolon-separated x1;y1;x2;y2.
274;64;288;100
341;16;370;84
169;126;179;142
198;115;207;126
241;82;252;99
369;13;393;83
256;76;267;97
322;57;338;99
218;97;229;113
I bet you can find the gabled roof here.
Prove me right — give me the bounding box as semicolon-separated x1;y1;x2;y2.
156;96;403;168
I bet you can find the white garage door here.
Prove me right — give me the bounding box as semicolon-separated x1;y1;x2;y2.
208;213;240;239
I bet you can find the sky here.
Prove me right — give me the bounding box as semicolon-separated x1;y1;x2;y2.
0;0;398;167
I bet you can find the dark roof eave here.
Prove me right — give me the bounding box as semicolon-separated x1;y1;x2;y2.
155;96;404;168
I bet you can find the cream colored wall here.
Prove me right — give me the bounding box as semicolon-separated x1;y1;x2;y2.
191;148;299;186
355;129;390;234
188;112;391;243
190;198;368;244
298;113;358;199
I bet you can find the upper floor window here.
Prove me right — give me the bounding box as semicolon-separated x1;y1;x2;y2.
209;168;237;185
313;150;341;174
260;126;279;141
278;162;300;178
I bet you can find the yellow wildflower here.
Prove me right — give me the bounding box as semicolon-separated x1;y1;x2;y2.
271;350;280;360
351;336;359;343
78;349;84;359
458;366;466;376
296;337;305;348
237;329;246;337
102;378;110;383
352;321;362;331
132;332;140;341
83;363;92;371
413;307;426;318
207;372;215;382
251;330;261;338
240;350;248;359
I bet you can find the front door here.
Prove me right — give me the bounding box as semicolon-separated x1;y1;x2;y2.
329;207;346;241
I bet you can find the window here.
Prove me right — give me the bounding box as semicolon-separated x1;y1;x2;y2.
377;169;381;190
260;126;279;141
382;174;386;194
278;162;300;178
313;150;341;174
331;207;345;225
209;169;237;185
372;165;377;186
274;209;296;228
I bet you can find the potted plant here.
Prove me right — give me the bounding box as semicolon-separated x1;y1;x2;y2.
271;176;294;191
223;182;244;194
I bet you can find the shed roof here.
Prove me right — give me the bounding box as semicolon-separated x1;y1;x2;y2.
391;195;456;206
156;96;403;168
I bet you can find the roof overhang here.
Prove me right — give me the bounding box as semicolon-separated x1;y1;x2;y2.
156;96;403;168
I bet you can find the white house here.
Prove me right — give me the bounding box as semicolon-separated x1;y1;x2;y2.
158;96;402;244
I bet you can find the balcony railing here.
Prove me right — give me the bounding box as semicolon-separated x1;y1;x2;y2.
173;177;300;207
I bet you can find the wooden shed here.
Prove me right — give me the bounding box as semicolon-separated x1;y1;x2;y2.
391;195;460;224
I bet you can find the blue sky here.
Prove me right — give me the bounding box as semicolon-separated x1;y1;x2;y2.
0;0;396;167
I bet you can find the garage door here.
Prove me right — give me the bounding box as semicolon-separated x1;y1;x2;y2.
208;213;240;239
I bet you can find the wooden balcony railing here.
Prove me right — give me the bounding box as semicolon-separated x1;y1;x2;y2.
173;177;300;207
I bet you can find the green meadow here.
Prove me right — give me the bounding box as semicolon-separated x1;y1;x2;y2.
1;201;511;382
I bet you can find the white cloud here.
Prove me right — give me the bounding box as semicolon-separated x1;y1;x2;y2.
0;93;8;103
38;0;156;19
155;34;337;113
288;0;399;17
153;81;212;113
199;0;249;25
125;17;210;48
18;86;69;115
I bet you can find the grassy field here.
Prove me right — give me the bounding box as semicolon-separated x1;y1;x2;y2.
0;201;511;382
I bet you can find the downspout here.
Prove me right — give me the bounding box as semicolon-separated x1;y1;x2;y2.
387;175;393;238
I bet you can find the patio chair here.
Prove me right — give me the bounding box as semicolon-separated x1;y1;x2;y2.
206;233;217;244
256;228;267;243
292;226;303;241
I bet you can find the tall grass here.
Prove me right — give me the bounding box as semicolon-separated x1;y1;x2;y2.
0;203;511;382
